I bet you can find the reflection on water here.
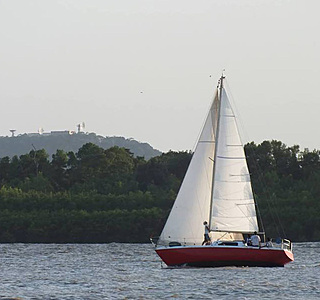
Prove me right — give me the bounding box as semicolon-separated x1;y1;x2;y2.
0;242;319;299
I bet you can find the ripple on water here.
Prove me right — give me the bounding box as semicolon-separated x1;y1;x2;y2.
0;242;319;299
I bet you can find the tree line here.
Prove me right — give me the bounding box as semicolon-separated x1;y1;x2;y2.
0;140;319;243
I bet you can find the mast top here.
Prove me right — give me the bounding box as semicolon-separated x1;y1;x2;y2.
218;71;225;89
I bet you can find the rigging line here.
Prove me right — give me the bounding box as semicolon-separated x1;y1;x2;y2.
186;149;215;239
243;141;286;237
246;144;285;237
187;136;213;237
202;102;216;203
216;232;228;241
224;79;246;144
200;108;216;222
236;204;258;228
255;196;266;236
186;151;212;244
224;79;285;237
209;79;223;229
199;154;211;217
270;193;286;237
191;93;217;153
183;91;218;243
222;82;244;147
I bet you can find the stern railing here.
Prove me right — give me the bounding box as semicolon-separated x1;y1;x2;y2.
281;239;292;251
267;238;292;251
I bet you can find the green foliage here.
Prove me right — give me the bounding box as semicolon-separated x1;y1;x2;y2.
0;144;191;243
245;140;320;242
0;140;319;243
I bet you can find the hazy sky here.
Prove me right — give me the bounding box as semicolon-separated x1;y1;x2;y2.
0;0;319;152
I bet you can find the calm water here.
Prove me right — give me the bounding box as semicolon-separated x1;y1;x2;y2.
0;242;319;299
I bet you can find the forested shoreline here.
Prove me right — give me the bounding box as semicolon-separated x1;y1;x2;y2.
0;140;319;243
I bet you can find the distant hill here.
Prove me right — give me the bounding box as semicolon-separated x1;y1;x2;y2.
0;132;161;160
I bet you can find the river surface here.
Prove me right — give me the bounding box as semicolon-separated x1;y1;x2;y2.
0;242;319;299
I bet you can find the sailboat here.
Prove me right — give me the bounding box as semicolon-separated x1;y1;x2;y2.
152;75;294;267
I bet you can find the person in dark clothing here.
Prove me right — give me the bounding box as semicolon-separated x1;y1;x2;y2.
202;221;211;245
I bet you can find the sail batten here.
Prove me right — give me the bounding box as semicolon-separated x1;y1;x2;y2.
216;156;246;159
198;141;216;143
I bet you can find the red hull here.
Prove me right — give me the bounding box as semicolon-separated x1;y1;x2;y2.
156;246;294;267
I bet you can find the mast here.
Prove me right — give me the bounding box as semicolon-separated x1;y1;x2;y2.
208;74;224;229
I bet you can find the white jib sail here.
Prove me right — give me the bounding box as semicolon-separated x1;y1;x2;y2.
158;91;219;246
210;87;258;233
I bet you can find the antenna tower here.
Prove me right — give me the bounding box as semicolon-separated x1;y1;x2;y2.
77;122;86;133
10;130;16;137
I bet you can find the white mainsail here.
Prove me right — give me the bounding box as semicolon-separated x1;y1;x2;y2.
158;78;258;246
210;87;258;233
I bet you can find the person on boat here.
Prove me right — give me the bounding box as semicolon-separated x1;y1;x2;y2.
266;237;273;248
250;231;261;247
245;234;252;246
202;221;211;245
